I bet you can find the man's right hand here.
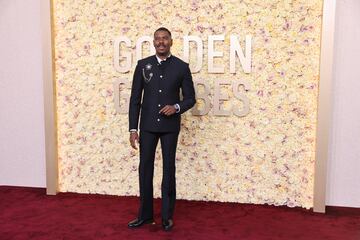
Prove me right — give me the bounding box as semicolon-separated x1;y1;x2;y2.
129;132;139;150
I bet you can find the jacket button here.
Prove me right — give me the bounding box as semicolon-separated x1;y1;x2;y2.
158;104;161;107
159;90;162;93
157;118;160;122
160;75;163;78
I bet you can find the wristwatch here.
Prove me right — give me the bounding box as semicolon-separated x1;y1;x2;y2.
174;104;180;113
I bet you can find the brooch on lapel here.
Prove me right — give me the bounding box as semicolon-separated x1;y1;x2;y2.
145;63;152;70
142;63;153;83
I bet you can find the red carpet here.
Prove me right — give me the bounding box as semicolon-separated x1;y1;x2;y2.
0;186;359;240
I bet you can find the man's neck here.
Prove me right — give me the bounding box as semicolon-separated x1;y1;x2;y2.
156;53;171;61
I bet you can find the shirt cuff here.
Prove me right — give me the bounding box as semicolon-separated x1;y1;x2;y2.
129;129;137;132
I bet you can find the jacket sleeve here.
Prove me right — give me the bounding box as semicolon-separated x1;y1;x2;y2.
128;62;144;131
178;64;196;114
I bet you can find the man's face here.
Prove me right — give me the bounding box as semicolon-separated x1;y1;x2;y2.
153;30;172;57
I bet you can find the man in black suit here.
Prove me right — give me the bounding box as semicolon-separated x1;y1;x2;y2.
127;27;196;231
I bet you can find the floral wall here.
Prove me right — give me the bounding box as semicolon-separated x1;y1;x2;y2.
53;0;323;209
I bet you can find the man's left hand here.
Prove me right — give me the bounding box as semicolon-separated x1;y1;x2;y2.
159;105;176;116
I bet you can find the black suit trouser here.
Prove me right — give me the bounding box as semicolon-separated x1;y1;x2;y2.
138;131;179;221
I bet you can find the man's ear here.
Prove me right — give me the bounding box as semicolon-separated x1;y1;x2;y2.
153;39;156;47
170;39;173;46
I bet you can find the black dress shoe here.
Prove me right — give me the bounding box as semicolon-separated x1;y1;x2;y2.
162;219;174;231
128;218;155;228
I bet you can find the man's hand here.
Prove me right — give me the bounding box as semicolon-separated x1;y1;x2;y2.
129;132;139;150
159;105;176;116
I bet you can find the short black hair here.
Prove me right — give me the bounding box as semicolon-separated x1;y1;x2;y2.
154;27;172;37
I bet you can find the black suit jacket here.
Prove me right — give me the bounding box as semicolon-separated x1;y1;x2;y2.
129;55;196;133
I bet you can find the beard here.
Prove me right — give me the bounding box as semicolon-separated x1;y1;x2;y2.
156;44;170;56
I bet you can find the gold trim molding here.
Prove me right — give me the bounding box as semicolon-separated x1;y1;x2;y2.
313;0;337;213
42;0;58;195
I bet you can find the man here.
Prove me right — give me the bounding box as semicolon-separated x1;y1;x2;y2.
127;27;196;231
